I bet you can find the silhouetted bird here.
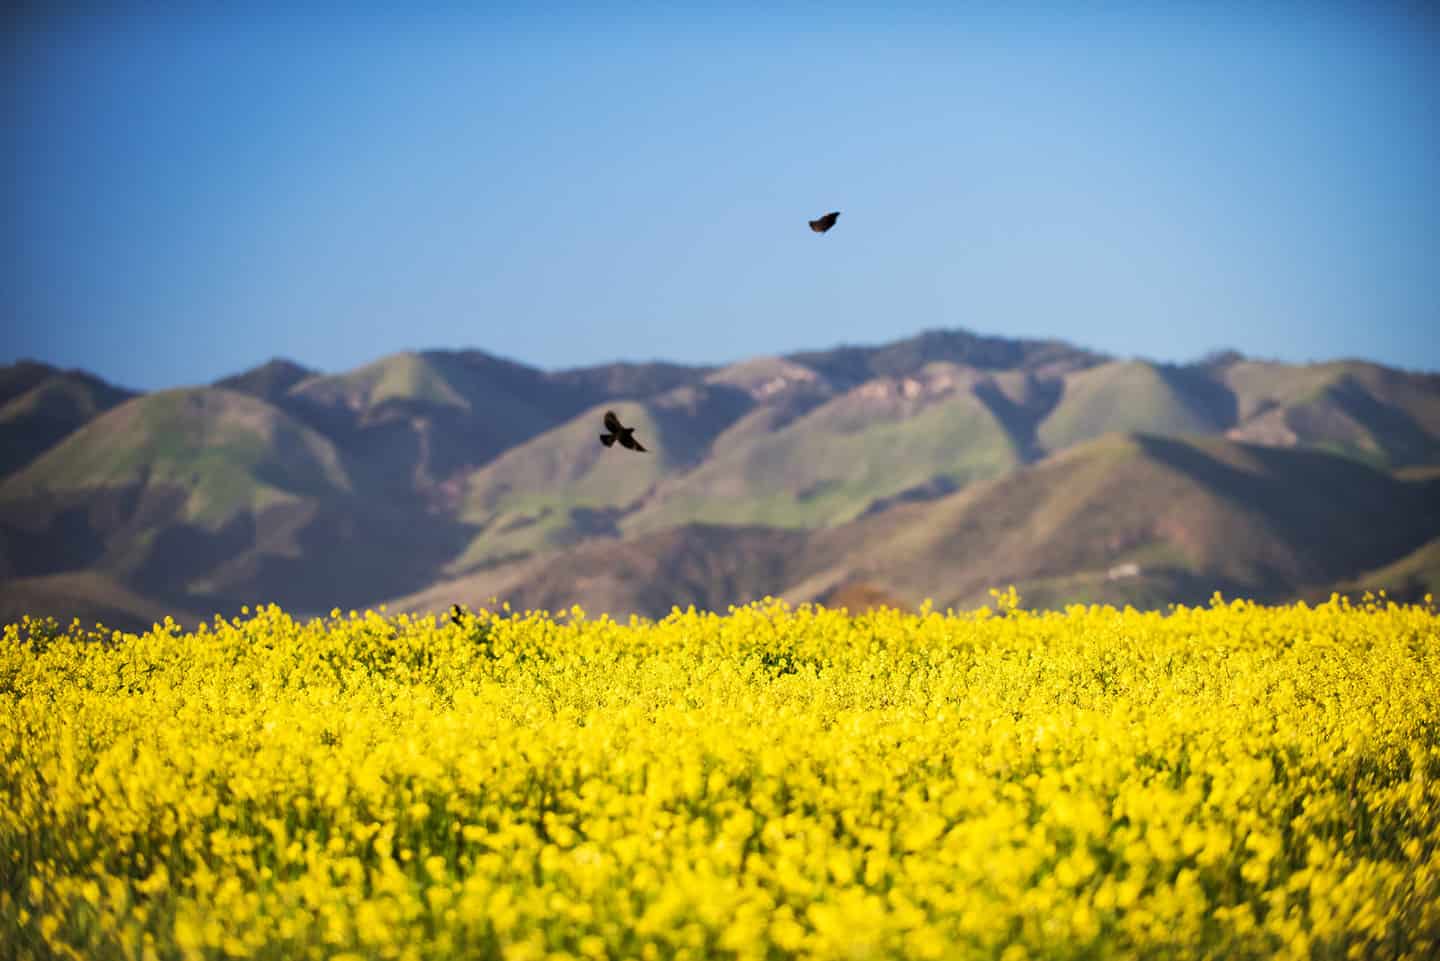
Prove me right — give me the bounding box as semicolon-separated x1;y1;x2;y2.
809;211;840;233
600;410;647;452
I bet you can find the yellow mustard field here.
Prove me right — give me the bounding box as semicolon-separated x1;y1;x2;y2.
3;594;1439;961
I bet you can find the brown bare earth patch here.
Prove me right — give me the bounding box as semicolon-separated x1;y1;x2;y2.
817;580;910;614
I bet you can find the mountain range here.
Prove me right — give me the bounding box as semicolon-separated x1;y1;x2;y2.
3;328;1438;631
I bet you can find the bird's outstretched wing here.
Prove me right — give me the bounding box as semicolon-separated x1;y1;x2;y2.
601;409;647;452
809;211;840;233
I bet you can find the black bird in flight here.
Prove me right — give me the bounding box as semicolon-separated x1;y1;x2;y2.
809;211;840;234
600;410;647;452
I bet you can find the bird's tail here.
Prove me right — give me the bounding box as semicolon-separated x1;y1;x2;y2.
600;433;617;447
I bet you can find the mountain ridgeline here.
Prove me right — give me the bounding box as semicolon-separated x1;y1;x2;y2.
3;329;1438;629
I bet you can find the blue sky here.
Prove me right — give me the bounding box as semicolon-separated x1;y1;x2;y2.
4;3;1438;391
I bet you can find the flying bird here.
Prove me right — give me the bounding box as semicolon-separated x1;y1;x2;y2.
600;410;648;452
809;211;840;233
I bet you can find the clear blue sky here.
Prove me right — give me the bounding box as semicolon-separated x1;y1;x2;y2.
4;3;1438;391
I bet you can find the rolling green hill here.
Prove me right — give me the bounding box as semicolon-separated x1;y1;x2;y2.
0;388;457;615
450;385;753;569
789;327;1100;385
290;351;472;410
214;358;315;403
407;433;1438;620
1220;359;1440;466
274;351;714;500
0;363;134;476
1332;537;1440;603
267;351;554;502
625;363;1025;532
802;432;1439;610
2;387;351;526
5;328;1440;627
1036;360;1229;452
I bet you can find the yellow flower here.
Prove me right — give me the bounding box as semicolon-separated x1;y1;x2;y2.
2;597;1436;959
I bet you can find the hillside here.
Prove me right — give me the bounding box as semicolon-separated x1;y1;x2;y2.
800;433;1440;611
4;328;1440;626
627;363;1025;531
787;327;1101;385
0;571;195;634
278;351;576;496
392;434;1440;620
2;388;352;516
1035;360;1231;452
214;358;315;403
1332;536;1440;603
1219;359;1440;467
235;351;716;505
394;524;809;618
450;384;753;569
0;363;134;475
0;388;455;614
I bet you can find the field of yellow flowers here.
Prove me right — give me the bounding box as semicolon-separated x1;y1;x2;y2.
3;593;1439;960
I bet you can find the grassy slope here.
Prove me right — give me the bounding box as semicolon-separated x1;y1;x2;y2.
283;351;604;489
802;432;1439;610
1332;537;1440;602
1222;361;1346;420
214;358;315;403
1223;360;1440;466
289;352;471;410
0;387;470;616
288;350;574;427
398;431;1439;619
449;386;753;570
1036;360;1226;452
0;371;135;476
7;337;1440;624
627;367;1024;533
1;388;351;528
702;356;829;396
787;327;1100;386
0;361;79;407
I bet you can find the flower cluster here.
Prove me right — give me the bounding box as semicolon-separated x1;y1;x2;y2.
3;592;1438;959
